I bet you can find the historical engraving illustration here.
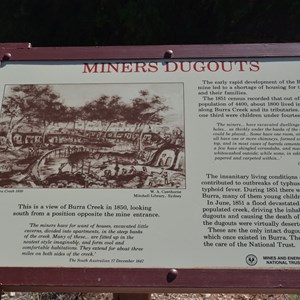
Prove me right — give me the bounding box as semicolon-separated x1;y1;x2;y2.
0;83;185;189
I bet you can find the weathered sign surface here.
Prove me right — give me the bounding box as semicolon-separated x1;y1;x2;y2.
1;43;300;292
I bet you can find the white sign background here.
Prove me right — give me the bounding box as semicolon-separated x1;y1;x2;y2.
0;58;300;269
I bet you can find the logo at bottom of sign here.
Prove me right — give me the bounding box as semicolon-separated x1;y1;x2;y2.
246;254;258;266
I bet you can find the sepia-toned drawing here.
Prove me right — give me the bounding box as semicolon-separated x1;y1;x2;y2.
0;83;185;189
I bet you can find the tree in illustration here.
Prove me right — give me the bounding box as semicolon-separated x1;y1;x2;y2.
2;85;62;150
82;95;127;137
78;101;97;136
102;95;126;137
125;90;168;151
2;92;27;150
85;95;109;134
27;85;66;145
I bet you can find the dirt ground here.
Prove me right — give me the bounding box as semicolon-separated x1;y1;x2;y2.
1;292;292;300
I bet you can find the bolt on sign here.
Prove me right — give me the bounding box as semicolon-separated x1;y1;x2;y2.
1;43;300;293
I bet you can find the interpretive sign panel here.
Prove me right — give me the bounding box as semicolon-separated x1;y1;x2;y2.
1;43;300;292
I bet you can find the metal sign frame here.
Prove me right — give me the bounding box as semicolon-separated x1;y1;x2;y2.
1;43;300;294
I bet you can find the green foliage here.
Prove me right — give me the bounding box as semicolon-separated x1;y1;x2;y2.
0;0;300;45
